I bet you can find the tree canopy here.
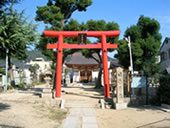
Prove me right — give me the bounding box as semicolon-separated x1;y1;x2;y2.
116;15;162;76
36;0;93;62
0;5;38;61
0;3;38;87
36;0;92;30
0;0;21;15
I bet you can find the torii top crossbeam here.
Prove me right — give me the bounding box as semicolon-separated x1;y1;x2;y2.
44;30;120;98
44;30;120;37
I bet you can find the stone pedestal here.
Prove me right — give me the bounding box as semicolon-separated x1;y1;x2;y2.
115;102;127;110
41;84;52;99
161;104;170;109
40;84;64;108
115;67;127;109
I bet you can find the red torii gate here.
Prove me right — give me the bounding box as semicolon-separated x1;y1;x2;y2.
44;30;120;98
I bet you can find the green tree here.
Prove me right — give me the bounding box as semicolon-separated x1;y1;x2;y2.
35;0;93;63
0;0;21;15
36;0;92;30
116;15;162;76
0;4;38;87
157;71;170;105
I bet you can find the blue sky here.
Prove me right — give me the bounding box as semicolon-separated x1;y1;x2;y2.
14;0;170;56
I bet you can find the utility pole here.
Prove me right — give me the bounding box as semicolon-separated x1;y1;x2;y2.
4;49;8;92
124;36;134;95
127;36;133;76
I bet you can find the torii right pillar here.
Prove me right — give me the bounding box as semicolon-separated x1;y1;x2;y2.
101;35;110;98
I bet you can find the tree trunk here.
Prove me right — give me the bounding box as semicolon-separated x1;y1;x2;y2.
8;57;16;87
60;19;65;30
95;63;102;88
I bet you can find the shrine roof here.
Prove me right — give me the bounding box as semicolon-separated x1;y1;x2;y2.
65;52;99;65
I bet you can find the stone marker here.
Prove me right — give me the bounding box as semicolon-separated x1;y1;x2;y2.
115;67;127;109
65;74;70;86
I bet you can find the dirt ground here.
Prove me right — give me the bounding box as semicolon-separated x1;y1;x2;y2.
62;85;170;128
0;84;170;128
0;86;67;128
96;107;170;128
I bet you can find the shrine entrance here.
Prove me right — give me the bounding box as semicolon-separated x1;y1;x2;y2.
80;71;92;83
44;30;120;98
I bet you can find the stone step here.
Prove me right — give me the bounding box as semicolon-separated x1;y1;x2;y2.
105;104;112;109
65;103;100;108
65;99;98;103
156;106;170;112
42;88;52;93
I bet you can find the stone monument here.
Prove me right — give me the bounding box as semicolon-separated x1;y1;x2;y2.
41;70;52;99
115;67;127;109
65;74;70;86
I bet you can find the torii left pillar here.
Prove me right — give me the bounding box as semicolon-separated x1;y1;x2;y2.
44;31;120;99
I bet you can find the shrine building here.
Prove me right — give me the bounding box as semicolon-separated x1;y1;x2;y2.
64;52;118;83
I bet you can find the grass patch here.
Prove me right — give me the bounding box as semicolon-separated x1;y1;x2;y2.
33;105;68;121
7;85;14;90
17;82;25;88
48;107;67;120
30;82;45;87
35;82;45;85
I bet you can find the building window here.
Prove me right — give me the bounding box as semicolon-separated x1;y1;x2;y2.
166;40;168;44
80;71;85;76
161;52;167;61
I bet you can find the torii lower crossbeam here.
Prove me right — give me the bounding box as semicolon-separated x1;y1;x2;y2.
44;30;120;98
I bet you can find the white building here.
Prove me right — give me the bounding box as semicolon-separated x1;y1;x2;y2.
28;58;51;73
160;37;170;73
0;50;52;86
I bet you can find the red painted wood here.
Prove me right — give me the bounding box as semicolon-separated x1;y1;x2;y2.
106;43;118;49
47;43;117;49
63;43;101;49
101;35;110;98
44;30;120;37
55;35;63;98
47;43;58;49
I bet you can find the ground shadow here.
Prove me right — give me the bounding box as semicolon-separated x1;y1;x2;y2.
66;92;103;99
18;87;43;92
136;118;170;128
0;103;10;112
18;87;43;97
0;124;23;128
62;84;115;102
128;105;167;112
82;85;104;94
63;83;105;98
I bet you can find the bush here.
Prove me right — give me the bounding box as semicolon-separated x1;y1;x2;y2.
17;82;26;88
0;68;5;75
7;85;14;90
157;74;170;105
